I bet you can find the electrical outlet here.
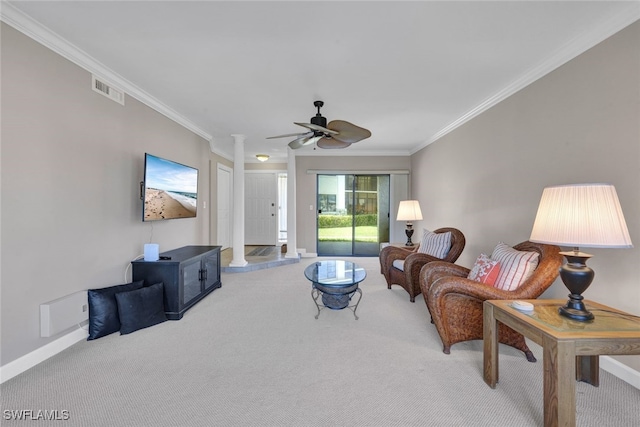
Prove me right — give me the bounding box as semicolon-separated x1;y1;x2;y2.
82;304;88;313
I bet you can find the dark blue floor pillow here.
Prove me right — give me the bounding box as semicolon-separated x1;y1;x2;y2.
87;280;144;340
115;282;167;335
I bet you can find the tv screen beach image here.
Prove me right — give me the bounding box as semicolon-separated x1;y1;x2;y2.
144;155;198;221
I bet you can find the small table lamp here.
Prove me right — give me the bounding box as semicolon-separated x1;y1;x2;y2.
397;200;423;246
530;184;632;321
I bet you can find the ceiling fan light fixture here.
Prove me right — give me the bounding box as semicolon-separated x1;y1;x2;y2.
256;154;269;162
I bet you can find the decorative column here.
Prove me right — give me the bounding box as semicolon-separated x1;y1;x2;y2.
285;147;298;259
229;134;248;267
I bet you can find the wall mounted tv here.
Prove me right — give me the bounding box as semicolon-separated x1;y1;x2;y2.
142;153;199;221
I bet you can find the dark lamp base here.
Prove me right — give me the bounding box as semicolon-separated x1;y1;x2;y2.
558;294;594;321
559;305;594;321
404;224;415;246
558;250;595;322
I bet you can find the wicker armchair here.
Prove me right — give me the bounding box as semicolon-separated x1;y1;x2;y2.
420;241;562;362
380;228;466;302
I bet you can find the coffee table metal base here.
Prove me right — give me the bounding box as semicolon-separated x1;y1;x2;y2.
311;285;362;320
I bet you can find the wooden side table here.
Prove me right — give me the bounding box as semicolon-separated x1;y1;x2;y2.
483;299;640;427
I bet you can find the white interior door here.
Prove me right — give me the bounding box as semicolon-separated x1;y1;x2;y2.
245;172;277;245
216;164;232;249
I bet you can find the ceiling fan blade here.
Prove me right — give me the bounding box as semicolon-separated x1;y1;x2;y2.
327;120;372;144
287;133;314;149
266;132;306;139
316;137;352;149
288;139;305;149
294;122;339;135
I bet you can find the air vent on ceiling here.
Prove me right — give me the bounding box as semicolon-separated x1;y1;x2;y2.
92;75;125;105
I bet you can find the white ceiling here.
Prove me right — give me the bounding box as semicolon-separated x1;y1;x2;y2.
3;1;639;162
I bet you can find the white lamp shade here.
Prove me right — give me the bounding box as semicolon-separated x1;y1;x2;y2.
397;200;423;221
530;184;633;248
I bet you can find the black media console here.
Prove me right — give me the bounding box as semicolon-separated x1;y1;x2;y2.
132;245;222;320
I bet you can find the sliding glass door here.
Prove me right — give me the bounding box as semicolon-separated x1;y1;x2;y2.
317;174;390;256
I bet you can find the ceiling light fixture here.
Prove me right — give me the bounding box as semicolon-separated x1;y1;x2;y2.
256;154;269;162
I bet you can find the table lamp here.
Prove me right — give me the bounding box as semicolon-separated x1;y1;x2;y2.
397;200;423;246
530;184;632;321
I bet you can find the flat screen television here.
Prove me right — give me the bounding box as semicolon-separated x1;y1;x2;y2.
142;153;198;221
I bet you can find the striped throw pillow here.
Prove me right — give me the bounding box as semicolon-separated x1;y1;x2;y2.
490;243;539;291
417;229;452;259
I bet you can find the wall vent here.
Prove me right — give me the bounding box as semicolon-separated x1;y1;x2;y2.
92;75;125;105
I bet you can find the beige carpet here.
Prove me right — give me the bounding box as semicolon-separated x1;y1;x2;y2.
1;257;639;426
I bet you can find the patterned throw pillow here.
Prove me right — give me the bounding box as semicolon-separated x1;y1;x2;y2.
490;242;540;291
467;253;501;286
417;229;452;259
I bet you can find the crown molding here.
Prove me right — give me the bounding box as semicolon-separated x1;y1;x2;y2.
295;149;411;157
411;6;640;155
208;138;235;162
0;2;212;142
306;169;410;175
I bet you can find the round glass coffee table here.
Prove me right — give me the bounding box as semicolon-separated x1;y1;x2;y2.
304;260;366;320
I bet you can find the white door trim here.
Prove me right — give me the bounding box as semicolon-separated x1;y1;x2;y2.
216;163;233;249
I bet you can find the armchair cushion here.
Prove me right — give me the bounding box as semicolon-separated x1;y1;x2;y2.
491;242;539;291
467;253;500;286
417;229;452;259
392;259;405;271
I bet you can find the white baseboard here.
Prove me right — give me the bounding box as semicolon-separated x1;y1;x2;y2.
0;327;87;384
600;355;640;390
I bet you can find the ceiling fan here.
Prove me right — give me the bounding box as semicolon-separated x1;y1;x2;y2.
267;101;371;149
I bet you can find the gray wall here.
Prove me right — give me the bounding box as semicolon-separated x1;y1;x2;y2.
1;24;211;365
410;21;639;371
